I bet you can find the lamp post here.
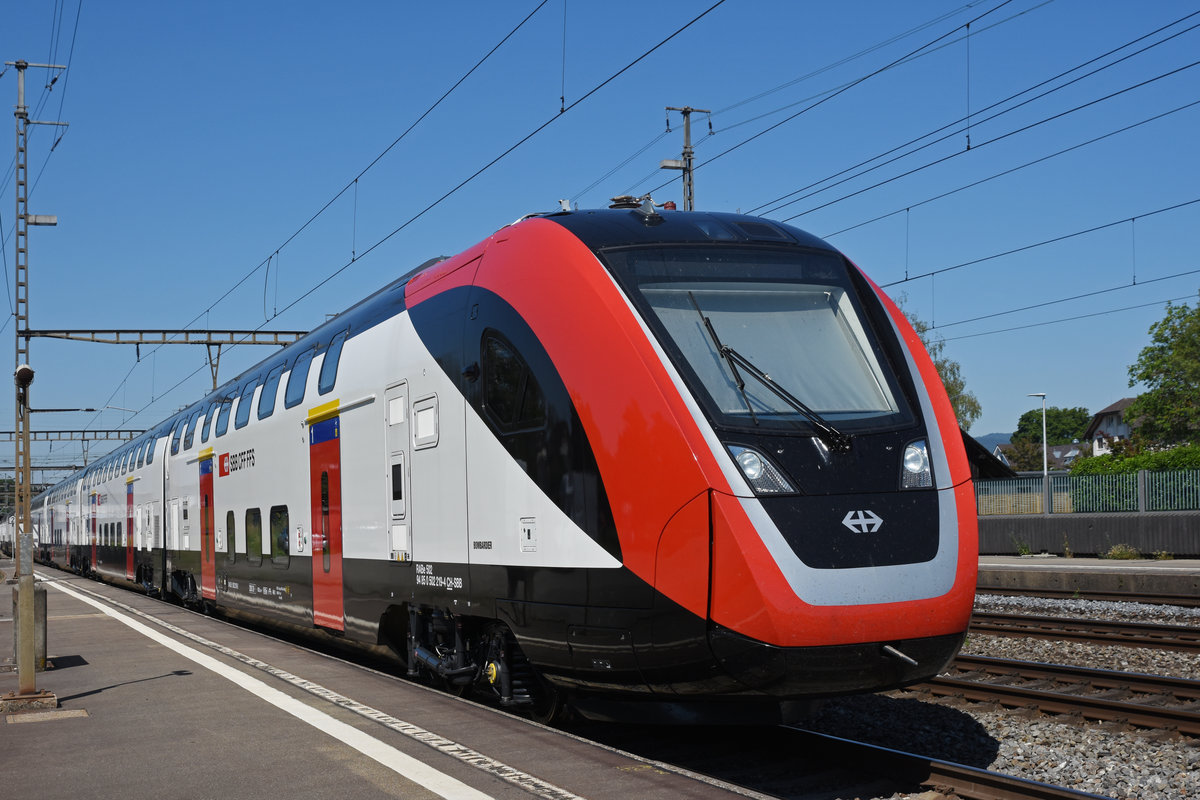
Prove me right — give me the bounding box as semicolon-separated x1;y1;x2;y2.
1028;392;1048;513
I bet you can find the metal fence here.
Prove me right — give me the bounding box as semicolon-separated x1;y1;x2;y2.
975;470;1200;515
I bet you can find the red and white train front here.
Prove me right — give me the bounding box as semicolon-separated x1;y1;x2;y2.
408;205;977;722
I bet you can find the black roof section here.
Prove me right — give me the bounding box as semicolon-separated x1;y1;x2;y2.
541;208;839;253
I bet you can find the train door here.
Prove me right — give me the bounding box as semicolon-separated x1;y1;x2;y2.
167;498;181;576
89;491;97;570
125;480;135;580
385;382;411;560
199;453;216;600
309;409;345;631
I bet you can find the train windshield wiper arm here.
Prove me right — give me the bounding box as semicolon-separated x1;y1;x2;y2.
688;293;759;426
687;292;851;452
719;345;852;452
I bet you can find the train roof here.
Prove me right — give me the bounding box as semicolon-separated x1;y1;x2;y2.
538;206;838;253
40;206;844;495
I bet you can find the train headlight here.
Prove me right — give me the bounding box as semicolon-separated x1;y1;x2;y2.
728;445;795;494
901;439;933;489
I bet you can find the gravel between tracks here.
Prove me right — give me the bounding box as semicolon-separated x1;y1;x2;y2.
803;594;1200;799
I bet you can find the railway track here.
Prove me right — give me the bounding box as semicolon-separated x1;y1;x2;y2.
913;654;1200;736
971;610;1200;653
976;586;1200;608
783;728;1113;800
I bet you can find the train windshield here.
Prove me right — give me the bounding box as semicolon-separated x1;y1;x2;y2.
603;245;911;432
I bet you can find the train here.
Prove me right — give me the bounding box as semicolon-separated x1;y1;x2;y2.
28;198;978;724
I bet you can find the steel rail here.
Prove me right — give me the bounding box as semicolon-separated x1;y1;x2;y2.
784;727;1112;800
971;611;1200;653
918;655;1200;735
976;586;1200;608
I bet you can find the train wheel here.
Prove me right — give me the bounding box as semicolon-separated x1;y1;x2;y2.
529;678;563;725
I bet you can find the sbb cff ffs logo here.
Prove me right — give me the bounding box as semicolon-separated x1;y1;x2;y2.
219;449;256;477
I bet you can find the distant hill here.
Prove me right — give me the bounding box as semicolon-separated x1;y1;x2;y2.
973;432;1010;451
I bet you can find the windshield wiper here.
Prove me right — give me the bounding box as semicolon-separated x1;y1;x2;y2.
688;293;759;426
687;292;852;453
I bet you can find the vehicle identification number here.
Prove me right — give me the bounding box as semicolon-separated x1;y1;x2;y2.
414;562;464;591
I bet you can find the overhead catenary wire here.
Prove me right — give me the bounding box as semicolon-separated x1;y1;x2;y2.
756;13;1200;217
78;0;555;435
780;59;1200;224
576;0;1024;205
881;197;1200;288
940;291;1199;343
634;0;1021;201
83;0;731;435
822;97;1200;240
930;266;1200;331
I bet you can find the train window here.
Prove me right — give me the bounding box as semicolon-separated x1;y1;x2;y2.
412;396;439;450
135;441;146;469
215;399;233;437
118;521;123;547
318;330;348;395
245;508;263;566
145;439;156;465
170;419;184;456
270;505;289;567
285;347;316;409
201;403;218;444
258;364;286;420
235;380;259;429
482;333;546;432
183;408;203;450
225;511;236;564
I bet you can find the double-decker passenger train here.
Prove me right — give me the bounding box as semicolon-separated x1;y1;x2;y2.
32;199;977;723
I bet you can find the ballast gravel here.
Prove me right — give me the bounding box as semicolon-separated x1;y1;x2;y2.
804;594;1200;800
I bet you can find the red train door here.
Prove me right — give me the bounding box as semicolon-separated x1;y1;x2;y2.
309;412;345;631
199;453;216;600
125;480;135;580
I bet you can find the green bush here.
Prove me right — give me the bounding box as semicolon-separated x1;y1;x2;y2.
1071;443;1200;474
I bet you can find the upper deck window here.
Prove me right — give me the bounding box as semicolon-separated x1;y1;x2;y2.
235;380;259;429
285;347;316;409
318;330;348;395
258;364;286;419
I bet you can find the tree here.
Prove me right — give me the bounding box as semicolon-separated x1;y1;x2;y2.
1010;406;1091;446
1126;297;1200;445
1004;437;1046;471
900;302;982;432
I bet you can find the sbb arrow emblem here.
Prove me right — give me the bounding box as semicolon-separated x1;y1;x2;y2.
841;509;883;533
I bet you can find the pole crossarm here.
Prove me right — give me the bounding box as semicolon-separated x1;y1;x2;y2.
0;429;143;443
26;329;307;346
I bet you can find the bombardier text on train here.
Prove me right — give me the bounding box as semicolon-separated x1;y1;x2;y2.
29;198;978;724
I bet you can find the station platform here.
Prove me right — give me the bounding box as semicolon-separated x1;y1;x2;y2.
978;554;1200;598
0;560;743;800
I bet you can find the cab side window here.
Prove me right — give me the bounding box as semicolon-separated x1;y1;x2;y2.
482;333;546;432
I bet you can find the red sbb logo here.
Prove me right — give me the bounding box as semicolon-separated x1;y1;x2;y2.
218;449;255;477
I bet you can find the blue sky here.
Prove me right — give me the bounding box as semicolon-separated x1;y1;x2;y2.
3;0;1198;473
